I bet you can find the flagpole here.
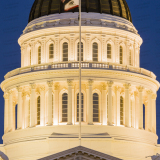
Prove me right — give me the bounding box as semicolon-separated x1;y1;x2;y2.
79;0;82;146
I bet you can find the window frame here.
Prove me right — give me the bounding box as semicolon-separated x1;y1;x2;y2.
119;46;123;64
93;93;99;123
92;42;98;62
62;42;68;62
107;43;112;59
37;96;41;125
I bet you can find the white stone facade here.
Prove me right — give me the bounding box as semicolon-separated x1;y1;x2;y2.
0;12;160;160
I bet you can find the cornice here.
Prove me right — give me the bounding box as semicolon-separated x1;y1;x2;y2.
1;69;159;93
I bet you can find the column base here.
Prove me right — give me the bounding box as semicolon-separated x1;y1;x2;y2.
88;123;94;125
67;122;73;125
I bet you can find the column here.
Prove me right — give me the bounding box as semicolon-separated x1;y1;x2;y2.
107;81;114;125
25;95;29;128
72;85;75;124
4;92;9;133
47;81;53;126
22;92;27;129
137;86;144;129
30;83;36;127
40;86;45;126
67;80;73;125
125;39;130;65
152;94;157;134
134;92;139;129
54;83;59;125
17;86;23;129
86;33;91;61
31;40;35;65
102;83;107;125
114;37;119;63
8;90;13;132
41;37;46;63
147;90;152;132
115;86;120;126
101;35;106;62
55;34;59;62
88;80;93;125
70;33;75;61
124;83;131;127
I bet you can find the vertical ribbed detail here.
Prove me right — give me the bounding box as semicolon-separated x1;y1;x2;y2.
28;0;38;22
48;0;52;15
39;0;45;17
109;0;113;15
117;0;122;17
28;0;132;23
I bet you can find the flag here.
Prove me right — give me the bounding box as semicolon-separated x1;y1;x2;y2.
62;0;79;11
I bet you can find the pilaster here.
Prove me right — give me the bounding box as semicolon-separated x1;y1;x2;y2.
47;81;53;125
107;81;114;125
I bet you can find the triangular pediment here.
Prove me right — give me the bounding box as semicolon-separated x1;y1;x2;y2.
38;146;122;160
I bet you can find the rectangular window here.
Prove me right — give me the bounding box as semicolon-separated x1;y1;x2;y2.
63;43;68;62
38;46;41;64
77;93;84;122
107;44;112;59
77;42;83;61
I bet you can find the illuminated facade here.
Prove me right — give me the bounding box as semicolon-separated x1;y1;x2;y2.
0;0;160;159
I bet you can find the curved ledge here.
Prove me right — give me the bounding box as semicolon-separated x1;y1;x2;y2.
4;62;156;80
23;13;137;35
2;125;158;146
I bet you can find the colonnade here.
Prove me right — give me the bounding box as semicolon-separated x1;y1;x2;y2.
3;80;157;134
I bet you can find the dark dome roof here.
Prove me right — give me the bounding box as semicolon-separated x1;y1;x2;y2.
29;0;132;23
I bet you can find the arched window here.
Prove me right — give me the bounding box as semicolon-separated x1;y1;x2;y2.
120;96;124;125
77;42;83;61
63;42;68;62
77;93;84;122
37;96;40;125
38;46;41;64
30;50;32;65
49;44;54;59
129;50;132;65
119;46;123;64
62;93;68;122
93;93;99;122
92;42;98;62
107;44;112;59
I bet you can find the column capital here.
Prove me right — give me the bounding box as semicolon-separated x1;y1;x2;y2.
152;94;157;100
3;93;9;99
30;83;36;89
22;92;27;98
134;91;138;97
107;81;114;87
8;90;13;95
137;86;144;92
54;83;59;90
114;86;121;92
88;79;93;86
67;79;73;86
102;83;107;90
47;81;53;87
123;83;131;89
40;85;45;91
146;90;153;95
16;86;23;92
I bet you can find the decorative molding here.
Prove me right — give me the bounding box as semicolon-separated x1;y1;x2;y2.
137;86;144;92
67;79;73;86
88;79;93;86
123;83;131;89
107;81;114;87
152;94;157;100
16;86;22;92
30;83;36;89
47;81;53;87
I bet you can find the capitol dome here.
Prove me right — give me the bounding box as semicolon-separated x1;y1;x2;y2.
1;0;160;159
29;0;132;23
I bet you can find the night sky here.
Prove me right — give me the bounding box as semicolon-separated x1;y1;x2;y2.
0;0;160;144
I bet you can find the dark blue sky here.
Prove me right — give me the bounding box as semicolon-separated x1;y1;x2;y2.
0;0;160;144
